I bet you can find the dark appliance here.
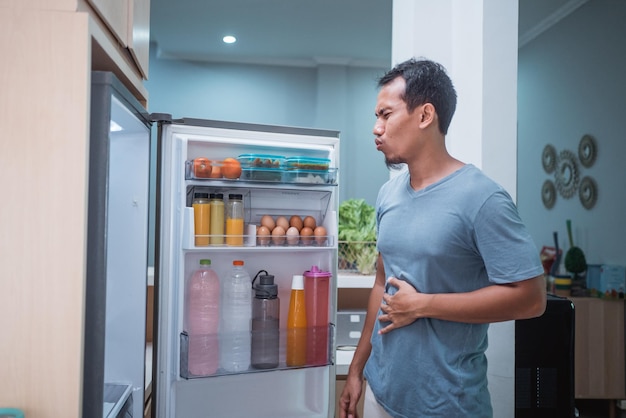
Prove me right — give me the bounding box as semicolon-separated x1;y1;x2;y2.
515;294;575;417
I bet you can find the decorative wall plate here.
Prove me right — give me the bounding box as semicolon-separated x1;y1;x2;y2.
579;176;598;210
578;134;597;168
555;149;579;199
542;144;557;173
541;180;556;209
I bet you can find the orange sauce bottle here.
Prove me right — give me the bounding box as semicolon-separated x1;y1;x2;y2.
286;274;307;366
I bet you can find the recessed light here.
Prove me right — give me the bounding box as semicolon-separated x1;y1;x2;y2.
223;35;237;44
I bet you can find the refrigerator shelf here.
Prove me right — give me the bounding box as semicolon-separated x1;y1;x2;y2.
187;234;335;249
185;160;338;185
179;323;335;379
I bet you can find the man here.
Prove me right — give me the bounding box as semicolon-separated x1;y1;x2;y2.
339;58;546;418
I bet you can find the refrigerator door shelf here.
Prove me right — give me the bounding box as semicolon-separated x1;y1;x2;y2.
179;323;336;379
185;186;334;223
182;206;336;250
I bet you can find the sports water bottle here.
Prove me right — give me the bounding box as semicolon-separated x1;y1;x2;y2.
251;270;280;369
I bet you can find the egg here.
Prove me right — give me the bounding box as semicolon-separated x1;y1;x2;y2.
286;226;300;245
275;216;290;231
289;215;304;231
271;225;286;245
313;226;327;245
256;225;271;246
260;215;275;231
299;226;314;245
303;216;317;230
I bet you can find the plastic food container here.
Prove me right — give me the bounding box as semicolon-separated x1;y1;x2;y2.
241;167;284;182
284;157;330;171
237;154;285;169
283;168;337;184
185;159;225;180
237;154;285;182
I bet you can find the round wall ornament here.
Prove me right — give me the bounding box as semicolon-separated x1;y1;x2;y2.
555;150;579;199
579;176;598;210
578;134;597;168
541;180;556;209
542;144;557;173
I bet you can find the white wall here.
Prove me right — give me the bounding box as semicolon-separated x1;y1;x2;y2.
517;0;626;267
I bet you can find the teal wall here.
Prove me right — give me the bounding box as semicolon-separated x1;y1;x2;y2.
517;1;626;266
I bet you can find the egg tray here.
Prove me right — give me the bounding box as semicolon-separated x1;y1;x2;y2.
255;235;333;247
192;234;334;248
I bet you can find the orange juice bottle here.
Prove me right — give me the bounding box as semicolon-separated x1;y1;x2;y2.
286;274;307;366
209;193;224;246
225;194;244;246
192;192;210;246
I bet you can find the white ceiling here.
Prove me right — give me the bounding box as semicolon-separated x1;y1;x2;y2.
149;0;586;68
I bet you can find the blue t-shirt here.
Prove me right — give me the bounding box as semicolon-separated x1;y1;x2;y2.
364;164;544;418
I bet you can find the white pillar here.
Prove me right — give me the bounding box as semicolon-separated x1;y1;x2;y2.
391;1;519;416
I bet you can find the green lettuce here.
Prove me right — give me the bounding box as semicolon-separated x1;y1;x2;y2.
338;199;377;274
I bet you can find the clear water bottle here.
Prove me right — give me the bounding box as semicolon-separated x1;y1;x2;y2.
220;259;252;372
185;259;220;376
251;271;280;369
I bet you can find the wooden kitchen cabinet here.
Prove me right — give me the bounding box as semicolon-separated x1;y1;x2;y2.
570;297;625;400
0;1;149;417
87;0;151;79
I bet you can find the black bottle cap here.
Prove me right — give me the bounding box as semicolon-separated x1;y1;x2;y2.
253;274;278;299
229;194;243;200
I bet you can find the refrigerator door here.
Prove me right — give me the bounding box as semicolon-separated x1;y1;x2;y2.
154;119;339;418
85;72;151;418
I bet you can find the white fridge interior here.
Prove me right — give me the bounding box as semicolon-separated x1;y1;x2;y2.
154;120;340;418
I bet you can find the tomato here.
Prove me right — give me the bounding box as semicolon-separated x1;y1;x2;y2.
222;158;242;179
193;158;212;178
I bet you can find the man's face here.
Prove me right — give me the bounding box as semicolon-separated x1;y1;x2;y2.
373;77;422;167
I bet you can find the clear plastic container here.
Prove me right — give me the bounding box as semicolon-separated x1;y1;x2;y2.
284;156;330;171
283;168;337;184
237;154;285;169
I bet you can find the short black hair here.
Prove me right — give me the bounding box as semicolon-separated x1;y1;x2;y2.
378;58;457;135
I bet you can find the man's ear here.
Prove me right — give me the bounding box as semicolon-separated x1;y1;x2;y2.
419;103;436;129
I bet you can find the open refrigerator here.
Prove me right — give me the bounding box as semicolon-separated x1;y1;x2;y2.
153;117;340;417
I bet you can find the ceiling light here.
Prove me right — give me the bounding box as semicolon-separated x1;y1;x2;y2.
223;35;237;44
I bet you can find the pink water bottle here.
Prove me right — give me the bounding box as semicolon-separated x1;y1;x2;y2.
185;259;220;376
304;265;331;366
